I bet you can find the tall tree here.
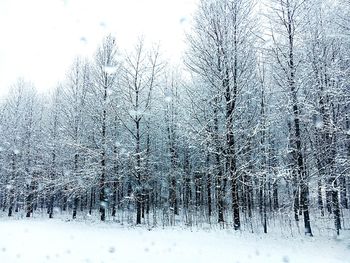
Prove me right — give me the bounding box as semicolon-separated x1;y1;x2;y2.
186;0;257;229
91;35;120;221
269;0;313;236
119;39;162;224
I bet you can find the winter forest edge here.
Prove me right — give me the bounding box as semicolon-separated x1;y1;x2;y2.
0;0;349;239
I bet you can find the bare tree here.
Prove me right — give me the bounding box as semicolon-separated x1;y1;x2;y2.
119;39;162;224
186;0;257;230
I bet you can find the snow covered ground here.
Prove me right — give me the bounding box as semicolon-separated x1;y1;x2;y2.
0;218;349;263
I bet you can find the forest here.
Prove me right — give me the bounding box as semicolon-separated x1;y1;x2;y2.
0;0;349;239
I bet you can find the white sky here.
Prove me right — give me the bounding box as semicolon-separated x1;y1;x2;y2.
0;0;197;97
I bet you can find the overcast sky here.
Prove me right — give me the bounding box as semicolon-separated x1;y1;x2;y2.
0;0;197;97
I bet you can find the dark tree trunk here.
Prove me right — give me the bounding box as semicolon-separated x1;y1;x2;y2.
326;187;332;214
100;90;107;222
63;193;67;212
331;179;341;235
135;118;142;225
207;171;212;218
183;150;191;212
167;108;178;216
195;172;202;209
48;194;54;219
288;4;312;234
89;187;94;215
8;202;13;217
8;154;15;217
293;182;300;222
112;182;117;217
72;196;79;219
272;180;279;210
214;110;224;224
26;178;35;218
317;179;325;216
263;182;267;234
340;175;348;209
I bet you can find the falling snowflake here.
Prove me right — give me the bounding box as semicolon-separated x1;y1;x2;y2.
315;120;324;129
80;37;88;45
103;65;118;75
165;96;172;103
100;201;108;208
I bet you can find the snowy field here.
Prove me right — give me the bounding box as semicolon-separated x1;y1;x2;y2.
0;218;349;263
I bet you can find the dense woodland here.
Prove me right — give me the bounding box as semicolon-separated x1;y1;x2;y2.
0;0;349;237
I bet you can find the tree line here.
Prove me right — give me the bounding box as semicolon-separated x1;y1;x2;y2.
0;0;349;236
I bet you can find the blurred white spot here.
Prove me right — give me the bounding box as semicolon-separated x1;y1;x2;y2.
120;148;126;155
100;201;108;208
165;96;172;103
315;120;324;129
109;246;115;253
103;65;118;75
13;149;20;155
80;37;88;45
129;109;144;117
